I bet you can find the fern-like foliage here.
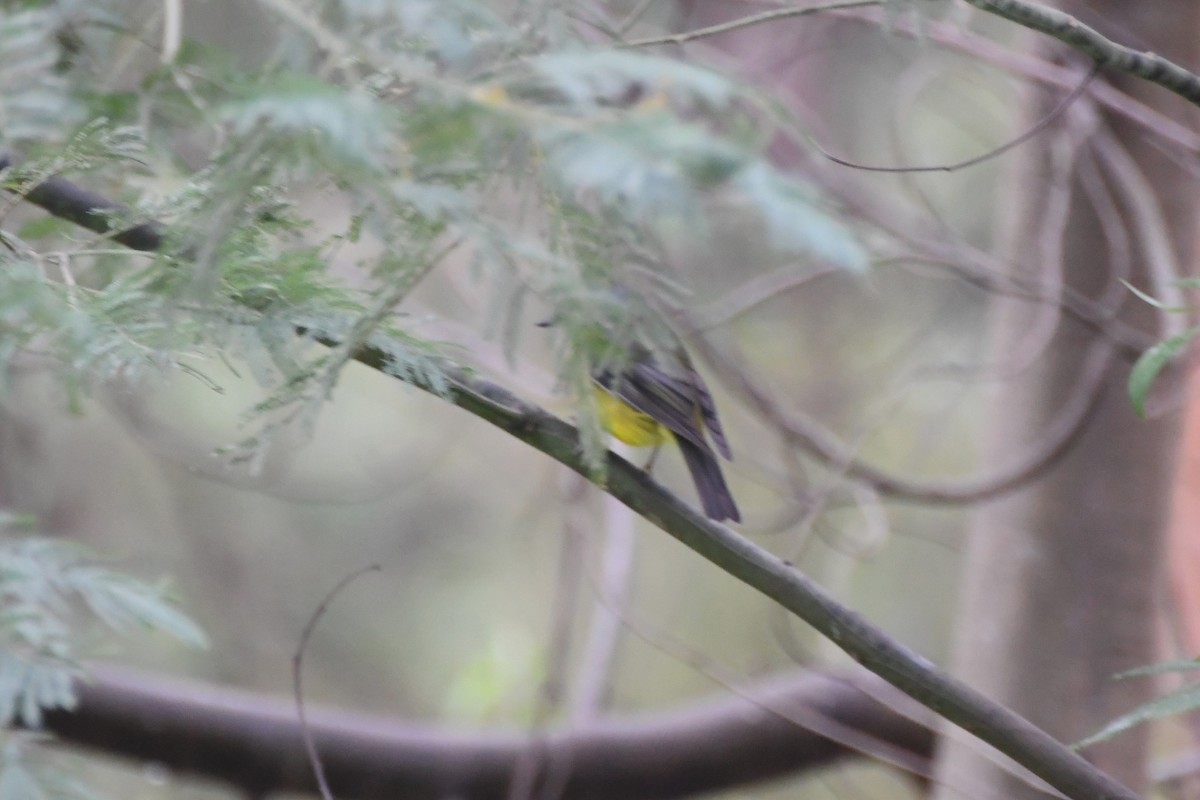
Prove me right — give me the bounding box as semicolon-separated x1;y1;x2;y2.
0;2;881;790
0;0;870;466
0;517;204;798
0;8;85;145
0;520;206;730
0;518;202;800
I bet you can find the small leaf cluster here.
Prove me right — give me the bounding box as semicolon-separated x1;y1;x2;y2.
1076;658;1200;749
0;7;86;145
0;518;201;796
0;522;206;731
1122;279;1200;417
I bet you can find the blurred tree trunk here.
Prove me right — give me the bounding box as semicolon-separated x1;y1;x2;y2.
934;3;1200;797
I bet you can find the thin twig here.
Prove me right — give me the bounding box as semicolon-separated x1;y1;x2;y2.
812;64;1099;173
505;475;588;800
292;564;382;800
1001;104;1077;378
963;0;1200;107
824;5;1200;156
621;0;882;48
684;323;1113;506
569;494;637;722
1092;128;1189;341
623;0;1200;141
596;597;938;782
615;0;657;35
1075;134;1134;313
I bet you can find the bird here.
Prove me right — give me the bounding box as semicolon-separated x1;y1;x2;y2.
591;336;740;523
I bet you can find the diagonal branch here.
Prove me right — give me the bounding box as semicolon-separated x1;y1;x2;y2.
0;160;1139;800
826;5;1200;155
964;0;1200;106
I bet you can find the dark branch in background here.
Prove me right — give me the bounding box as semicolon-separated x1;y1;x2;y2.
0;162;1139;800
0;153;165;251
685;317;1113;506
964;0;1200;106
42;665;932;799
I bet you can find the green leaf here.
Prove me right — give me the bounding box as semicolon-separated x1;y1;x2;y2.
0;534;208;730
1121;279;1196;313
71;573;208;650
734;163;868;270
393;0;506;65
15;217;76;242
1076;680;1200;749
542;115;747;219
0;10;86;144
223;74;392;168
1115;657;1200;679
1128;326;1200;418
0;653;79;729
526;50;737;110
77;90;140;124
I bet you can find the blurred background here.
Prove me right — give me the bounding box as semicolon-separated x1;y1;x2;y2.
0;0;1141;798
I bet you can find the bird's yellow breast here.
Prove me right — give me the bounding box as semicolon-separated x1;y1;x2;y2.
594;386;669;447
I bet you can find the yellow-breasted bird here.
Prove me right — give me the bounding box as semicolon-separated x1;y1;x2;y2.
591;338;740;523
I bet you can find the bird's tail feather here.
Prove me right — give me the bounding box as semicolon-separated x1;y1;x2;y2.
676;436;740;522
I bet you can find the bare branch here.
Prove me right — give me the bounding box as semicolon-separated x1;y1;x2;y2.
1091;129;1190;340
41;664;931;799
964;0;1200;106
615;0;657;35
621;0;883;48
827;6;1200;154
811;64;1099;173
293;565;381;800
0;153;166;251
682;319;1111;505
